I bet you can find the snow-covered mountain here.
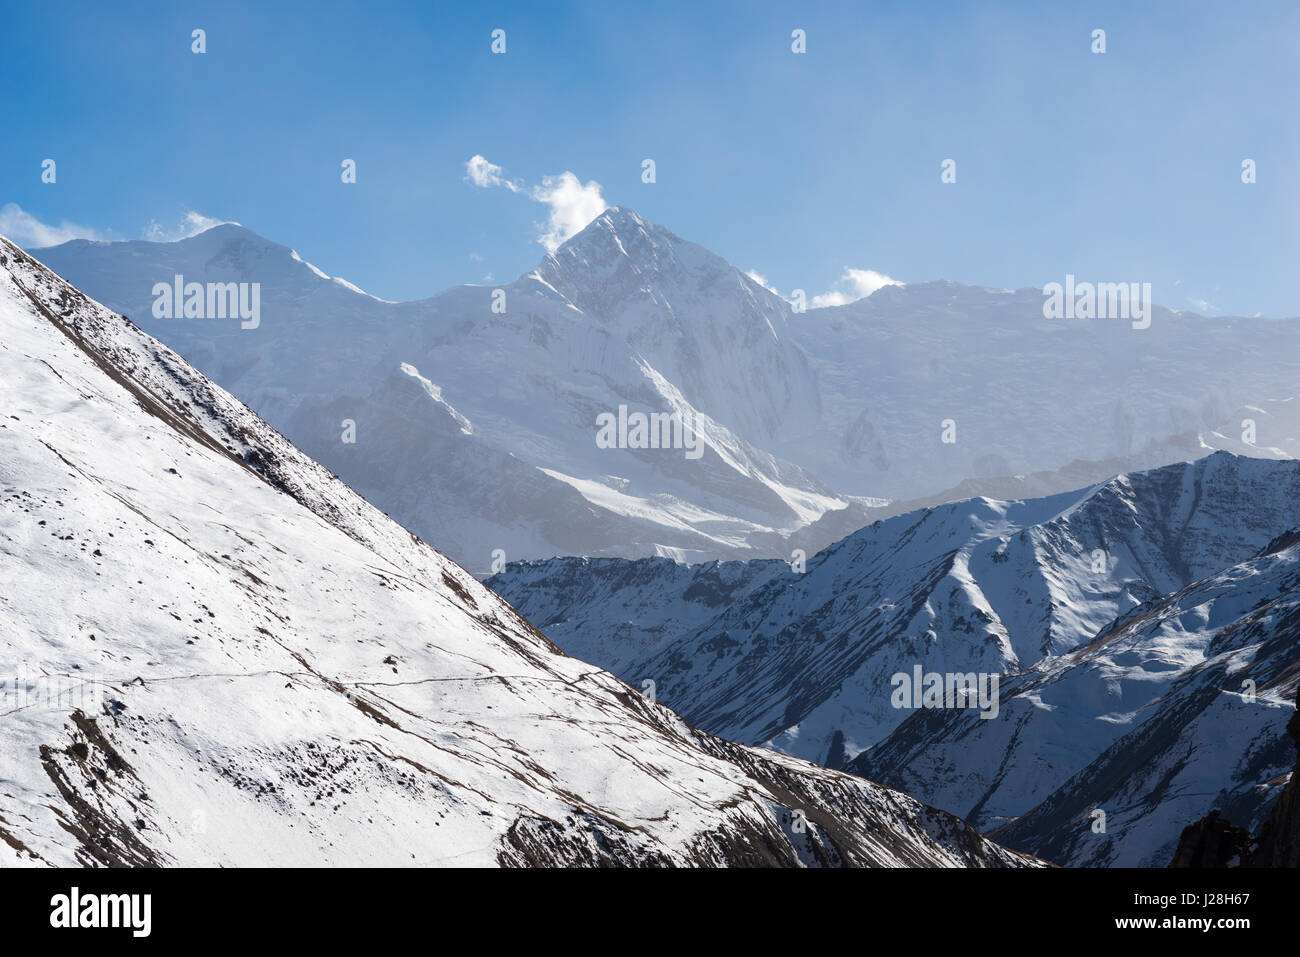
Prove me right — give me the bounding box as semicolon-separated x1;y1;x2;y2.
783;283;1300;497
1171;684;1300;868
490;454;1300;865
30;212;1300;573
493;453;1300;759
855;528;1300;867
0;235;1040;868
29;214;849;574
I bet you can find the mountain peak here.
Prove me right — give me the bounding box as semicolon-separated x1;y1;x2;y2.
538;206;743;307
28;221;392;303
553;205;657;259
593;205;647;229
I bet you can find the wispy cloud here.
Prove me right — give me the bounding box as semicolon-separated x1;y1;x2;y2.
465;155;608;253
746;265;903;309
143;210;231;242
0;203;232;248
811;268;903;308
531;171;607;253
0;203;104;247
465;155;523;193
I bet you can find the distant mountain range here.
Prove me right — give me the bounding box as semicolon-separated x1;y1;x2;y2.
29;210;1300;574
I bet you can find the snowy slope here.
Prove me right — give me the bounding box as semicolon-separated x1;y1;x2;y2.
868;532;1300;867
33;211;1300;572
0;236;1038;868
852;527;1300;863
485;555;789;680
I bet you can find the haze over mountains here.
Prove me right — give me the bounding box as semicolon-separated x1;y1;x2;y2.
0;235;1045;868
30;210;1300;575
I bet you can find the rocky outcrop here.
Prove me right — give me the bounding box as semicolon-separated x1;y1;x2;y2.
1171;686;1300;867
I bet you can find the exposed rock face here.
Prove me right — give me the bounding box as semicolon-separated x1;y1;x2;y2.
1171;686;1300;868
1169;812;1253;868
1251;697;1300;866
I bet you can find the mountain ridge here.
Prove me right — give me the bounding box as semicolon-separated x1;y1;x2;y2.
28;211;1300;573
491;451;1300;865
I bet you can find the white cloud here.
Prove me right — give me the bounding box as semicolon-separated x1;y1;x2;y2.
530;171;607;253
143;210;230;242
1;204;232;249
746;270;780;294
0;203;104;247
811;267;902;308
465;155;608;252
465;154;522;193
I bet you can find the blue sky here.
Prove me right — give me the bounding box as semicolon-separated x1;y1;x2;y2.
2;0;1297;315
